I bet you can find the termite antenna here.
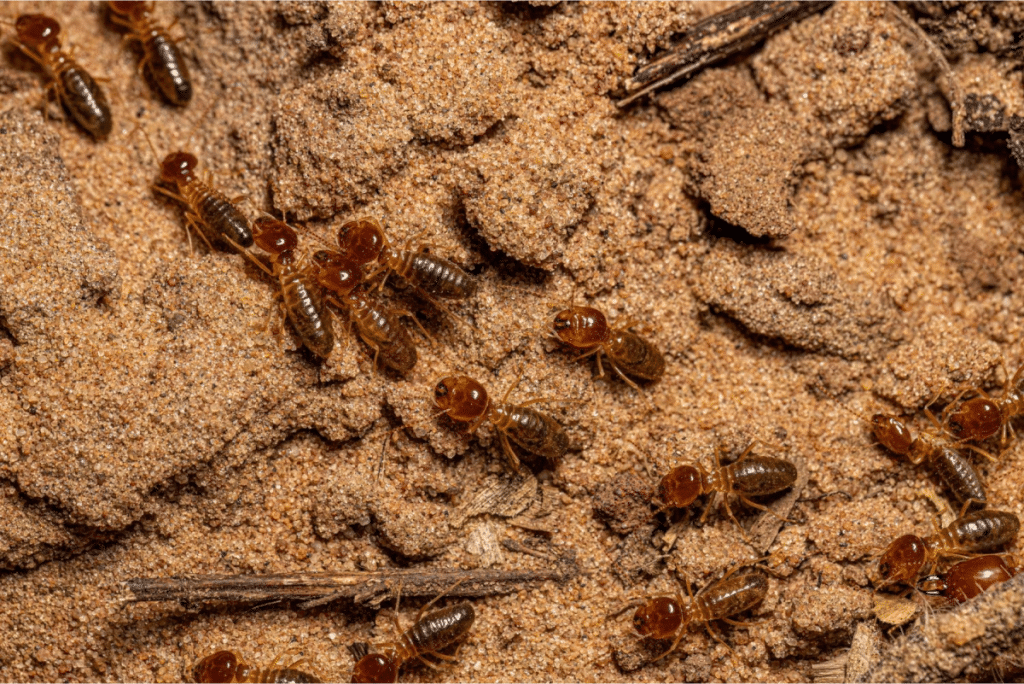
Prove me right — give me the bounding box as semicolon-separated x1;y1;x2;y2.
123;118;161;165
181;96;218;150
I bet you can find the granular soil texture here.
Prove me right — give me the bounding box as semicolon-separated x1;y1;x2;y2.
2;2;1024;682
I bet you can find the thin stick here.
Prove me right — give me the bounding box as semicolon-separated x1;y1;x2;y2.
123;561;578;610
888;4;965;147
619;1;833;107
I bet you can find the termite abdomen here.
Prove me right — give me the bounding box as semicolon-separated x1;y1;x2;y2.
346;290;417;374
405;603;476;654
58;66;112;139
697;569;768;622
146;30;191;105
729;456;798;497
930;447;987;510
948;509;1020;552
398;251;477;299
493;404;570;462
608;330;665;381
189;184;253;249
278;254;335;360
109;1;192;106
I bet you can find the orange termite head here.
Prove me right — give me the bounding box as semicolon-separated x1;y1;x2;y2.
312;249;349;270
337;218;385;266
947;397;1002;442
433;375;489;423
552;306;609;349
159;151;198;185
870;414;913;455
314;253;363;297
633;596;685;640
192;650;240;684
252;217;298;255
657;465;704;508
15;14;61;51
351;653;400;684
878;534;927;583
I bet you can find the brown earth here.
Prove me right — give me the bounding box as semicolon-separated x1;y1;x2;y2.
1;1;1024;682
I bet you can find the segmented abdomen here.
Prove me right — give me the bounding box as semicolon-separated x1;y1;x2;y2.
57;62;112;139
145;26;192;106
243;667;322;683
949;510;1020;552
347;291;417;373
695;570;768;622
728;456;798;497
396;250;477;298
182;180;254;248
278;261;334;359
404;603;476;656
930;447;986;509
494;404;569;460
608;331;665;381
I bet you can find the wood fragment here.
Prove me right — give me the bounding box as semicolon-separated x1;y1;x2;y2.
123;560;577;610
1006;116;1024;168
619;1;833;107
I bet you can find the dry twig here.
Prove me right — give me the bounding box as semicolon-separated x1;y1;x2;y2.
619;1;833;107
124;558;577;611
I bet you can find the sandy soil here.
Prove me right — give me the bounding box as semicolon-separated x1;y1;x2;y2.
1;1;1024;682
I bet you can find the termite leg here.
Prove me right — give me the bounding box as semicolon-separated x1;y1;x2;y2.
571;346;602;364
608;359;655;412
395;308;433;345
964;444;998;462
185;214;216;254
498;431;523;473
738;495;795;524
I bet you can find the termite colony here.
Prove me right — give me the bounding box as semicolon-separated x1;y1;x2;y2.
9;3;1024;682
833;367;1024;616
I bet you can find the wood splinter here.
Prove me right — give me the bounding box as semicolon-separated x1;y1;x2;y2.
123;559;578;610
618;1;833;107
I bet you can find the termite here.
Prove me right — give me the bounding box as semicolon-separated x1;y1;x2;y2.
108;1;192;106
336;217;478;299
432;374;570;472
192;650;321;683
551;304;665;401
877;509;1020;587
245;218;335;360
917;554;1021;606
945;363;1024;446
351;584;476;683
632;566;768;661
653;441;797;540
869;411;989;510
134;117;254;254
829;391;991;510
7;14;112;139
309;251;417;374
